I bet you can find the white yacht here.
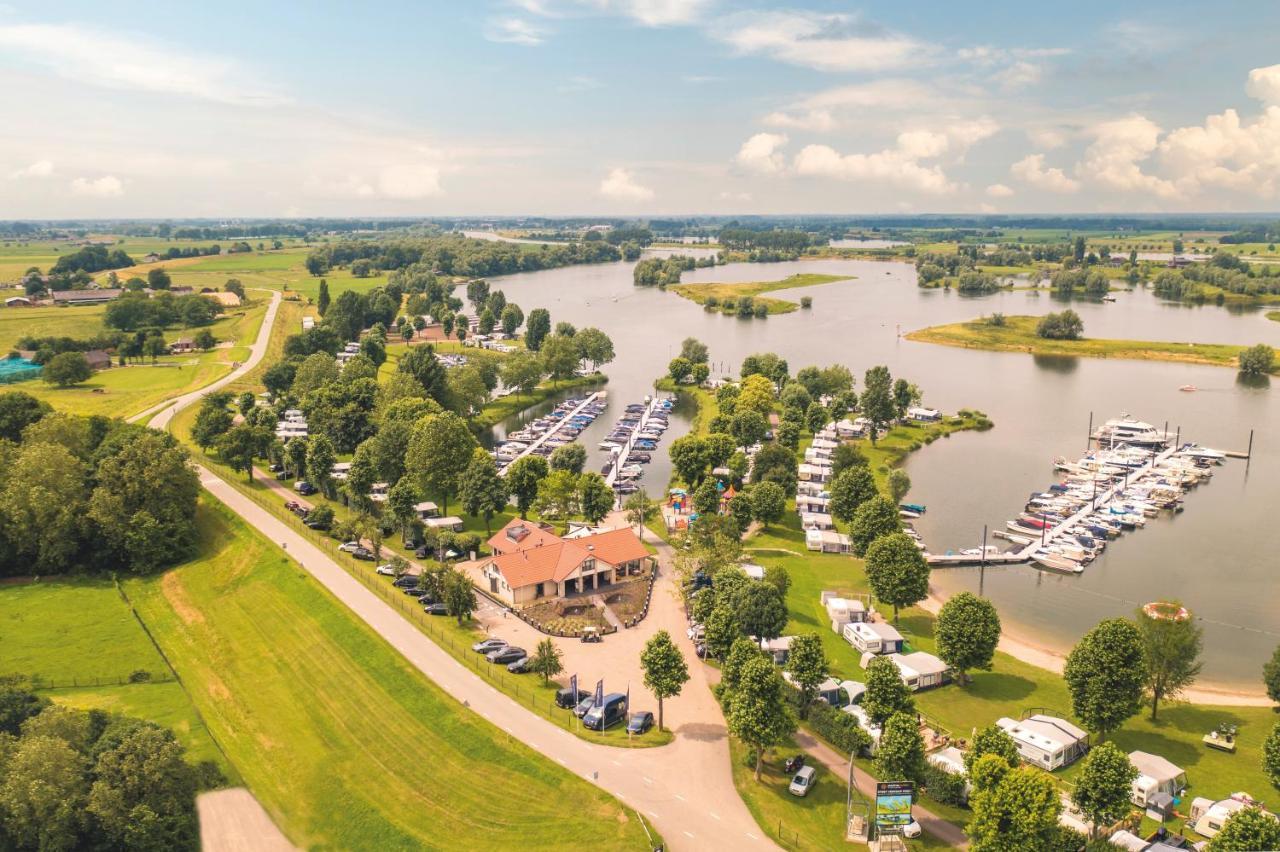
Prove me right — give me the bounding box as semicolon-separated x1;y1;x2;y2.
1092;415;1169;448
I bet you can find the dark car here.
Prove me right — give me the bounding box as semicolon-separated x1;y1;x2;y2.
304;516;330;530
393;576;419;589
413;592;436;604
413;546;431;559
351;547;375;561
294;480;317;495
507;657;530;674
269;463;284;473
423;603;448;616
487;647;526;665
555;688;584;709
573;695;595;719
784;754;806;774
626;711;654;735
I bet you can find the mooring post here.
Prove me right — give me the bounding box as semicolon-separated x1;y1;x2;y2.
979;525;988;597
1086;411;1093;452
1248;429;1254;459
1175;426;1180;448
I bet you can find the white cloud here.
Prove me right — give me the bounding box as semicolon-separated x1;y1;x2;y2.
0;23;285;106
994;61;1042;91
734;132;789;174
599;167;653;201
762;109;836;132
1079;115;1176;198
69;175;123;197
1246;64;1280;105
762;79;933;131
1158;107;1280;197
1010;153;1080;193
985;183;1014;198
9;159;54;179
484;17;548;45
713;11;927;73
1028;127;1068;149
621;0;711;26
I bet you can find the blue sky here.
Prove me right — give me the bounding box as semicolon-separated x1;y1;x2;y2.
2;0;1279;217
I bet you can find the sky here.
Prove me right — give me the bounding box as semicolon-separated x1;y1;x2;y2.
2;0;1280;218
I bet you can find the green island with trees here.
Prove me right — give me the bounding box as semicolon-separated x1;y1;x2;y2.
669;273;848;316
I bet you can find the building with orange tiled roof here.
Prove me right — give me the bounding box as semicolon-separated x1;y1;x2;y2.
479;517;649;606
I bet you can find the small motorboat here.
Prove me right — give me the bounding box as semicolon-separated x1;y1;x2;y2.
1179;385;1197;392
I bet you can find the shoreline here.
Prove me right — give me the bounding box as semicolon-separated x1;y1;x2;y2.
919;589;1272;707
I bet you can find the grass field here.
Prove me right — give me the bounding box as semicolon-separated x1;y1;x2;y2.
0;577;226;772
906;315;1272;372
671;273;850;315
125;498;653;849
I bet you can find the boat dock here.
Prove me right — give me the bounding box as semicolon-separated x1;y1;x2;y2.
925;551;1027;567
603;395;668;489
498;391;604;475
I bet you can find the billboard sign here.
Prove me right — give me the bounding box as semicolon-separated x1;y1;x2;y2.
875;781;914;829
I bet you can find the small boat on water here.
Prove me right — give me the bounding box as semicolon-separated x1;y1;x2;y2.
1180;385;1197;392
1031;549;1084;574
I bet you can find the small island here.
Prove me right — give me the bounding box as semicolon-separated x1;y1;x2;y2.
906;314;1278;373
670;273;849;316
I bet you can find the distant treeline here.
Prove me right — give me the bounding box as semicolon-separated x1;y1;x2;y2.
304;234;621;278
1154;254;1280;300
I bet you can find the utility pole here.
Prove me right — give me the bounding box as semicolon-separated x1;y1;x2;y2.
979;524;988;597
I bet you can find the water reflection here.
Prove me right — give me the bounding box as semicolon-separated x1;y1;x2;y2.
1031;354;1079;374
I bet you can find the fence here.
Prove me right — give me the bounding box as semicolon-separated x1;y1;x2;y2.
25;671;176;690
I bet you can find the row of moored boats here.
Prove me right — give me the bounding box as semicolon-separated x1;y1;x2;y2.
599;396;674;496
494;394;607;470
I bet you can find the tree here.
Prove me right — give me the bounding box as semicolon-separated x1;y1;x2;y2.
641;630;690;731
540;335;579;385
506;455;548;519
963;725;1019;775
887;469;911;505
87;725;199;850
936;592;1001;683
191;402;233;450
317;279;330;315
305;434;338;498
785;633;828;719
727;490;753;533
1264;722;1280;791
829;466;877;523
443;568;476;625
692;478;720;516
624;489;655;542
763;564;790;599
735;582;788;640
1070;742;1136;839
500;351;543;397
1266;644;1280;704
863;656;914;726
849;496;902;556
147;266;171;289
730;409;767;450
531;468;577;519
578;472;614;525
861;366;895;442
0;391;50;442
831;442;869;478
1207;807;1280;851
574;327;614;371
727;656;797;781
398;345;448;404
750;481;785;529
966;761;1063;852
680;337;709;364
703;601;740;660
1064;617;1147;739
218;423;270;480
1035;309;1084;340
549;442;587;475
669;435;711;486
194;328;218;351
524;308;551;351
0;733;90;850
721;637;764;694
407;412;479;515
527;638;564;685
1239;343;1275;376
1136;604;1203;720
459;449;508;534
736;374;775;416
42;352;92;387
667;356;692;383
876;711;926;783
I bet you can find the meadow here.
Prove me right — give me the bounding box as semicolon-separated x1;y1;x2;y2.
670;273;851;315
126;498;653;849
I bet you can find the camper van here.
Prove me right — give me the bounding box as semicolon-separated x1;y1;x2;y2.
583;693;628;731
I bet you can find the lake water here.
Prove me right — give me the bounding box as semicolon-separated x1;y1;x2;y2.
485;253;1280;688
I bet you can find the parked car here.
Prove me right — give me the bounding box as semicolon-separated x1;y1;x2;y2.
413;546;431;559
338;541;361;553
412;591;436;603
507;656;529;674
304;515;330;530
375;564;398;576
294;480;316;495
573;695;595;719
269;463;284;473
487;647;526;664
626;711;654;735
583;693;628;731
351;547;375;561
694;643;708;659
423;603;448;616
556;687;584;709
788;765;816;797
393;576;418;589
902;821;922;839
784;755;806;774
687;624;705;642
472;638;508;654
284;500;302;512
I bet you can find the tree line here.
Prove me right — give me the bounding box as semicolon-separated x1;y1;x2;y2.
303;234;622;278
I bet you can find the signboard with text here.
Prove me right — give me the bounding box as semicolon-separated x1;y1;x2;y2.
875;781;914;829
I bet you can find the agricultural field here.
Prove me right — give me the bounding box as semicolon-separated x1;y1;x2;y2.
125;498;652;849
0;577;226;771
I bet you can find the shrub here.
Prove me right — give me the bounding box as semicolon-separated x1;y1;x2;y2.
128;669;153;683
1239;343;1275;376
921;762;968;806
806;698;873;756
1035;309;1084;340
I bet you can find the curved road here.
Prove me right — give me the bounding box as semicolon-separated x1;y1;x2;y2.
147;293;775;851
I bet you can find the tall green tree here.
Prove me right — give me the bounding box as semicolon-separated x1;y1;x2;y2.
305;434;337;498
1070;742;1137;839
963;725;1019;775
528;638;564;684
407;412;479;516
887;469;912;505
750;481;786;529
41;352;93;387
87;725;199;850
784;633;828;720
524;308;551;351
668;435;711;486
966;760;1063;852
549;442;587;475
0;733;90;849
459;449;508;534
733;582;788;640
1063;618;1147;739
863;656;914;726
864;532;930;622
727;656;797;781
0;391;50;442
577;472;613;525
640;630;690;731
848;495;902;556
1135;604;1203;720
316;279;330;315
1263;722;1280;791
861;365;896;443
506;456;548;519
702;601;740;660
540;335;579;385
875;712;926;783
1207;807;1280;851
1265;644;1280;704
443;568;476;625
829;466;877;523
936;592;1001;683
623;489;655;542
0;442;87;575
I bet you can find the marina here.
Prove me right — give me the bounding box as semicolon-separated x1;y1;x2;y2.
600;395;674;496
494;391;606;474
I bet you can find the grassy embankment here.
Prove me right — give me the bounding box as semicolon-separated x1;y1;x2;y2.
121;498;657;848
670;273;850;315
0;577;228;773
1268;311;1280;323
907;315;1275;373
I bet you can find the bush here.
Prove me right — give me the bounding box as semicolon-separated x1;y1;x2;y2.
806;699;873;756
1239;343;1275;376
128;669;153;683
921;763;968;806
800;296;812;308
1036;309;1084;340
985;312;1006;327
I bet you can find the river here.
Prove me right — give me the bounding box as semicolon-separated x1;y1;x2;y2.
482;251;1280;689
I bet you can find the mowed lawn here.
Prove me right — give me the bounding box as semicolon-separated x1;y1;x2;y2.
0;577;226;771
126;499;652;850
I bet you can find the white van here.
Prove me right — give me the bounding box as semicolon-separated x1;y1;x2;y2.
788;765;816;797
